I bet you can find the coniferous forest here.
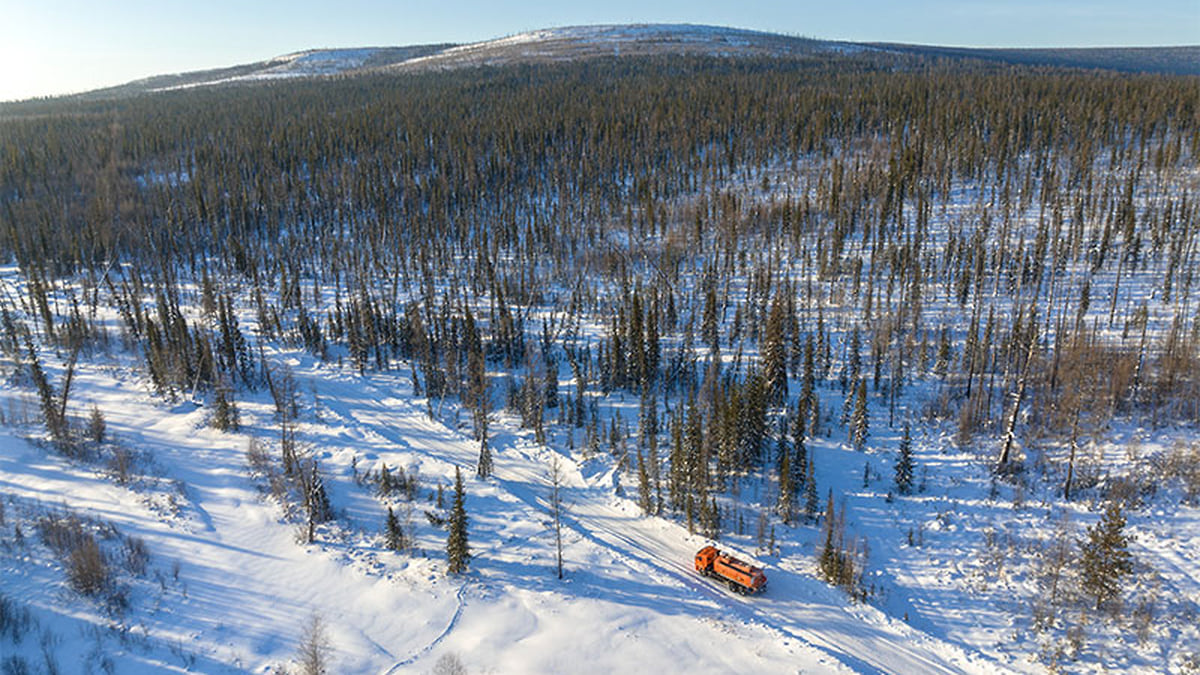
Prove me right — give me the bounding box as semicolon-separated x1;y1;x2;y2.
1;43;1198;673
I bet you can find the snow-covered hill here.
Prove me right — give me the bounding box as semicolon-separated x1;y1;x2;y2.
40;23;1195;101
143;25;835;93
382;24;839;72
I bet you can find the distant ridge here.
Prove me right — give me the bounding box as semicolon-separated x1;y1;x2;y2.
872;42;1200;76
34;24;1200;102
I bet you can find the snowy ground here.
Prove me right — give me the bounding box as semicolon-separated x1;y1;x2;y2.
1;333;1010;673
6;327;1194;673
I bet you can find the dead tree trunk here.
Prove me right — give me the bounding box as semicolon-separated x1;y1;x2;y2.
998;320;1037;470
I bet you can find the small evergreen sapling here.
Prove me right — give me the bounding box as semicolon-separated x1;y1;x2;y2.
385;507;405;552
87;404;107;444
1080;500;1134;611
894;424;914;495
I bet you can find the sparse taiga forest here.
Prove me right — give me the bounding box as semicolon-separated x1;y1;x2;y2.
1;42;1198;674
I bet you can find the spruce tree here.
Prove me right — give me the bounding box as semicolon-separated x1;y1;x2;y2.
385;506;405;552
1080;500;1134;610
819;490;840;580
776;423;795;524
709;496;721;539
378;463;394;498
305;462;333;545
548;454;565;579
446;466;471;574
464;307;488;441
211;381;240;431
476;436;493;480
762;294;788;406
636;448;653;515
791;402;808;492
799;335;817;433
849;379;869;451
803;456;819;522
894;424;914;495
87;404;107;444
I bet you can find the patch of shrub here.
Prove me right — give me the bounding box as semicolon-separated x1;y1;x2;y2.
0;592;35;642
67;534;109;596
37;513;87;557
122;536;150;576
1149;442;1200;504
2;655;33;675
107;447;133;485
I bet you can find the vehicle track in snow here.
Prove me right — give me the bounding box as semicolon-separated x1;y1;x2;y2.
340;371;1009;674
486;438;999;674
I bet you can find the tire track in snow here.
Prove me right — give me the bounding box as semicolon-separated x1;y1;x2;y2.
381;582;470;674
488;449;871;674
343;377;999;674
496;440;996;675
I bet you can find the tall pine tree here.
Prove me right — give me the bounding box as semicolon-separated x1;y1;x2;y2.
762;293;788;407
447;467;471;574
849;379;869;451
803;455;819;522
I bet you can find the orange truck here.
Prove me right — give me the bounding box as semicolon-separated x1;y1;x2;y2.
694;545;767;594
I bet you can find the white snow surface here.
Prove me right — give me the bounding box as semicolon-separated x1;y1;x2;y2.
0;352;991;674
393;24;838;70
0;267;1011;675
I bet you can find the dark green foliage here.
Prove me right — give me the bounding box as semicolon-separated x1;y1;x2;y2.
895;424;914;495
1080;500;1134;611
803;456;819;522
307;464;333;523
384;507;405;552
87;404;107;444
303;461;333;544
849;379;869;451
0;51;1197;629
761;293;788;407
637;448;653;516
446;467;470;574
776;428;795;524
27;344;68;444
818;491;868;601
464;308;489;447
211;382;240;431
377;463;395;497
476;437;493;480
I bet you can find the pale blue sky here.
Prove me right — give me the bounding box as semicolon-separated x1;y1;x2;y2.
1;0;1197;101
